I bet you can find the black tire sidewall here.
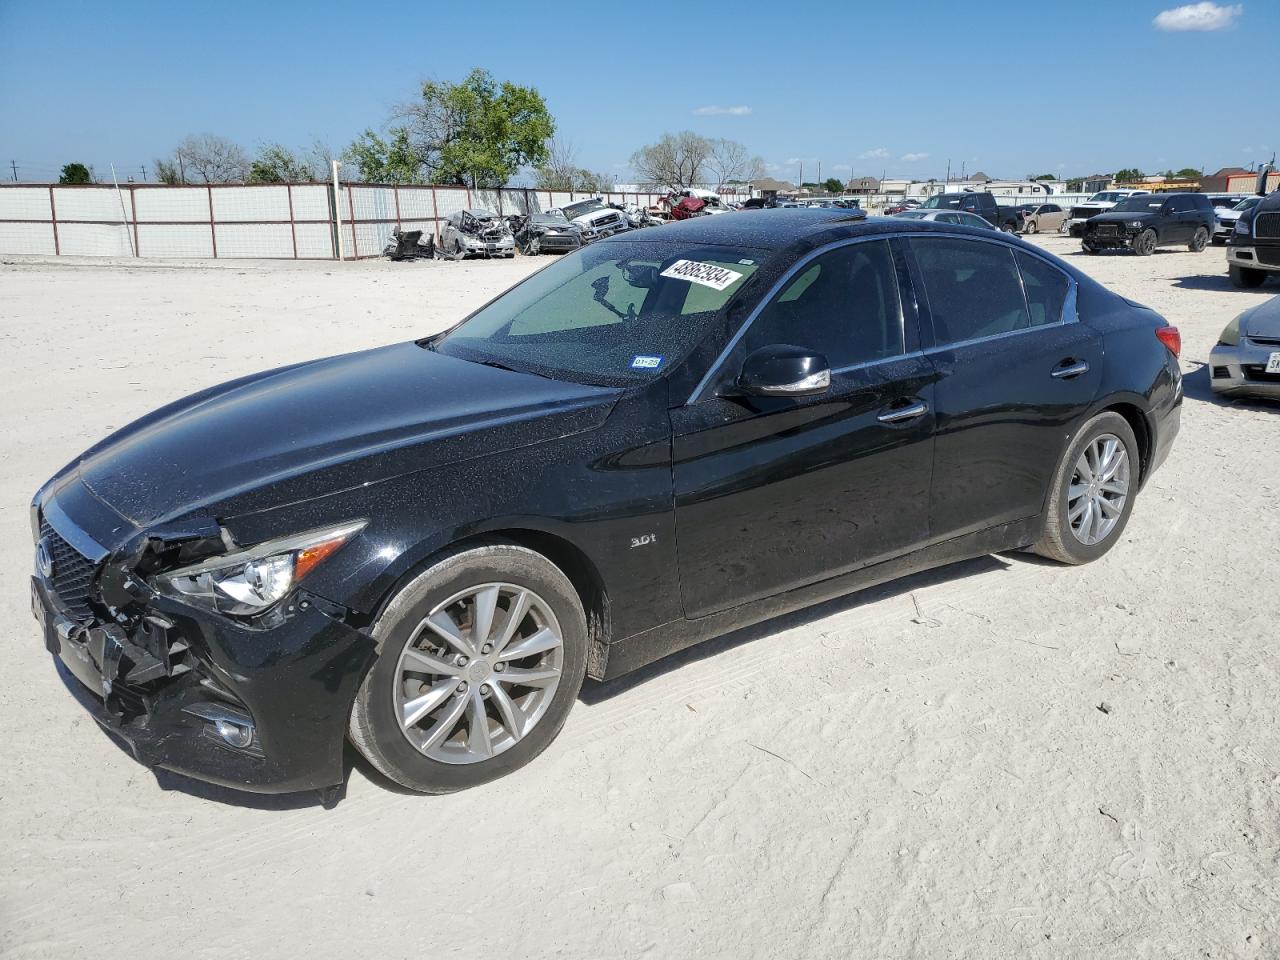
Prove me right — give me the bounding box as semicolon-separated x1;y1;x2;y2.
1190;227;1208;252
1045;413;1140;564
352;545;588;793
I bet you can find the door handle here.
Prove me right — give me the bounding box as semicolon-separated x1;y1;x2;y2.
1051;360;1089;379
877;400;929;423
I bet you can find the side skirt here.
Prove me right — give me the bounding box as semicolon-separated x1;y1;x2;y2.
599;517;1040;680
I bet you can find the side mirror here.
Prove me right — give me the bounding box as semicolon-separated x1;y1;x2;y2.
1258;163;1274;197
736;344;831;397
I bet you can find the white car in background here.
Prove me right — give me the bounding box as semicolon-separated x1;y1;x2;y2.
1213;195;1261;244
556;198;632;242
1062;189;1151;236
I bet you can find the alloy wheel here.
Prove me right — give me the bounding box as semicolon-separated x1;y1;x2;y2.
1067;434;1130;546
392;583;564;765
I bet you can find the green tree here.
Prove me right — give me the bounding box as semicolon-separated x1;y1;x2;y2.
1114;168;1143;183
247;144;315;183
1174;167;1201;179
1032;173;1056;181
59;162;92;184
822;177;843;194
344;127;425;183
393;68;554;187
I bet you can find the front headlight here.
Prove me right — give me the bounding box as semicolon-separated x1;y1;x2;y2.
153;520;365;616
1217;315;1242;347
1235;218;1251;236
1126;220;1146;229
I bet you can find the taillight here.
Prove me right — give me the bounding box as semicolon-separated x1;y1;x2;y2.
1155;326;1181;358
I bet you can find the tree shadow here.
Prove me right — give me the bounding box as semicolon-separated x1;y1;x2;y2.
581;553;1012;703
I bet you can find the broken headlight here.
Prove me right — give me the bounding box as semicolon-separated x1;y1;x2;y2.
1235;218;1251;236
153;520;365;616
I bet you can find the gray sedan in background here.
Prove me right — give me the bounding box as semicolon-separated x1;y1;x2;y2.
1210;295;1280;399
891;209;997;230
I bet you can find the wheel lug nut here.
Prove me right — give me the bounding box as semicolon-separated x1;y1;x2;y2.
480;684;491;695
481;643;493;654
494;662;505;672
457;655;469;666
456;682;468;694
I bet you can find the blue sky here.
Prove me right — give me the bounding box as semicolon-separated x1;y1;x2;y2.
1;0;1275;184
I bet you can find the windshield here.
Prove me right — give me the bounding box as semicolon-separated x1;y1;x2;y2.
1112;196;1164;213
433;240;766;386
1090;192;1129;203
920;195;961;209
1234;197;1260;211
895;210;928;219
561;199;607;219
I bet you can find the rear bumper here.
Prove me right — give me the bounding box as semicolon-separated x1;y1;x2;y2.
33;574;376;795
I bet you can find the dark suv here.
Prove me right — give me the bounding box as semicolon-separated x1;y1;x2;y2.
1081;193;1215;256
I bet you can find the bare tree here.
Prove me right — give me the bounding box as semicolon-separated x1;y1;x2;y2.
154;158;182;185
630;131;712;190
534;137;581;191
705;138;765;190
171;133;250;183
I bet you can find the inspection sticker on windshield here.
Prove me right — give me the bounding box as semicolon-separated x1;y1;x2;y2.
631;355;664;370
660;259;743;291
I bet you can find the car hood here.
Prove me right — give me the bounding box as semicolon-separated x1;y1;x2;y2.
75;342;620;526
1242;295;1280;339
1089;211;1154;225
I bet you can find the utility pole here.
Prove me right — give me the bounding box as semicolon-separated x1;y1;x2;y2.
140;163;147;182
945;159;951;184
9;160;17;182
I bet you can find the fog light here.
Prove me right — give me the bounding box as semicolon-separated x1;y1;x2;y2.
214;718;254;749
183;701;262;756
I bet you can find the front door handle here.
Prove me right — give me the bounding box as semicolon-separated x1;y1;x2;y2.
877;400;929;423
1051;359;1090;379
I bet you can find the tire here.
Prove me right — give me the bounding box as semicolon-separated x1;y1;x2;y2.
349;542;588;794
1188;226;1209;253
1031;411;1140;565
1132;229;1157;256
1024;219;1038;235
1229;264;1267;288
1001;222;1016;234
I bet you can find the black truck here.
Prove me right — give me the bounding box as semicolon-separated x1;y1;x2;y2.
1226;165;1280;288
918;191;1023;232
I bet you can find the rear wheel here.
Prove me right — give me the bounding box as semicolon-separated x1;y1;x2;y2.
1229;264;1267;288
349;543;588;793
1132;229;1157;256
1031;411;1139;565
1189;226;1209;252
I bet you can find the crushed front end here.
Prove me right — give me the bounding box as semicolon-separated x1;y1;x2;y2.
30;481;376;795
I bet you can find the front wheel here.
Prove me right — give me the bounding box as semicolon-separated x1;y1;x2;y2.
349;543;588;793
1189;226;1209;253
1132;229;1157;256
1031;411;1139;565
1229;263;1267;288
1024;219;1038;234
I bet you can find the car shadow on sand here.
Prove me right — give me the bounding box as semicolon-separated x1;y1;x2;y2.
1171;274;1279;294
581;553;1012;703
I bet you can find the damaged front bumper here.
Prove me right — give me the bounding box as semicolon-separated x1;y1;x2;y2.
31;525;377;795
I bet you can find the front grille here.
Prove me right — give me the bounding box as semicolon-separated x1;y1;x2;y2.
1212;366;1231;379
1255;212;1280;240
1257;246;1280;266
593;213;621;228
1092;224;1121;237
1243;364;1280;383
39;520;98;621
1072;206;1103;219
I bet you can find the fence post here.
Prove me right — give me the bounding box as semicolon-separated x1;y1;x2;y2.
430;184;440;244
393;184;402;231
130;186;140;257
207;186;217;258
286;183;298;259
331;161;345;261
48;186;60;256
347;184;357;258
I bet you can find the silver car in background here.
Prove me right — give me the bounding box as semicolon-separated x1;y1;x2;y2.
1214;196;1261;244
892;209;997;230
1210;295;1280;399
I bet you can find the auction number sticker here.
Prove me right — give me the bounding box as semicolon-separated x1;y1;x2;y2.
660;260;744;291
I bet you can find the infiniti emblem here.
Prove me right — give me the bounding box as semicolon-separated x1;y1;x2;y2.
35;537;54;579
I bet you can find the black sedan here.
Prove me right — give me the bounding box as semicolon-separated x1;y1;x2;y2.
30;210;1182;797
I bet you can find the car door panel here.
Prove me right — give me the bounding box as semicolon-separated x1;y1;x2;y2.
671;358;936;619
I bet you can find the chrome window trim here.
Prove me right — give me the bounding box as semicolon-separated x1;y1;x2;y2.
686;235;907;404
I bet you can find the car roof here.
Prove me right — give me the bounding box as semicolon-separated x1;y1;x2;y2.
599;208;995;251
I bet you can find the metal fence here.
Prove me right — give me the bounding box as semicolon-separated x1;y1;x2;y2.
0;182;750;260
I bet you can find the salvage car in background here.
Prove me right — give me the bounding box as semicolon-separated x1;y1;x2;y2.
438;209;516;260
893;209;996;230
917;192;1022;232
30;209;1182;799
1081;193;1214;256
509;211;583;255
558;198;632;242
1210;295;1280;398
1063;189;1151;236
1019;203;1067;234
1214;196;1260;244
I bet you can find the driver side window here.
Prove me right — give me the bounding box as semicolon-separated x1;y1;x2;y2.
742;240;905;370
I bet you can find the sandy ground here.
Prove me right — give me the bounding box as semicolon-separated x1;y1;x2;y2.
1;237;1278;960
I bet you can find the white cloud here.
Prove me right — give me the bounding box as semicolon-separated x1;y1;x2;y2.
1153;2;1242;31
901;152;929;162
692;105;752;116
860;147;891;160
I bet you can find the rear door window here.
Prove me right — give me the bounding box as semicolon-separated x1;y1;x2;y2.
911;237;1030;344
1016;251;1071;327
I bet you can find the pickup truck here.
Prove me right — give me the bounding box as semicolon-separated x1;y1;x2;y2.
917;192;1022;232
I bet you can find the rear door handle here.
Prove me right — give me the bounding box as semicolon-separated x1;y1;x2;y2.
1051;360;1090;379
877;400;929;423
